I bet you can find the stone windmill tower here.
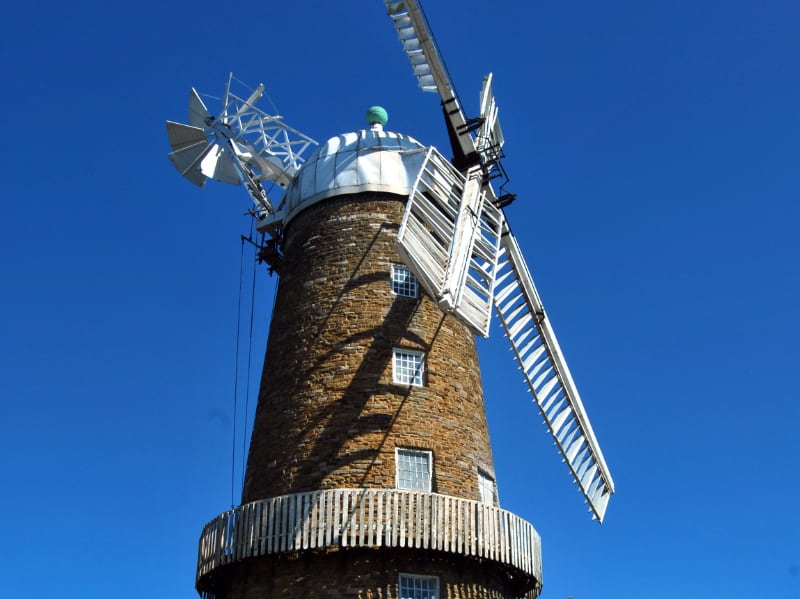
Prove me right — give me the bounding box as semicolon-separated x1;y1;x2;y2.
195;117;543;599
165;4;614;599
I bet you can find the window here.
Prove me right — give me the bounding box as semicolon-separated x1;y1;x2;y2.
391;263;419;298
396;448;432;491
393;348;424;386
478;469;498;506
399;574;439;599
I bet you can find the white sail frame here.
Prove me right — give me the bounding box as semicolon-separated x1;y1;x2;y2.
396;148;503;337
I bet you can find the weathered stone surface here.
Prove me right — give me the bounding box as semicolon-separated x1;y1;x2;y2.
242;194;497;504
213;548;526;599
202;192;537;599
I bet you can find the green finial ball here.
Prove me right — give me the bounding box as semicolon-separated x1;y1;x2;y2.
366;106;389;127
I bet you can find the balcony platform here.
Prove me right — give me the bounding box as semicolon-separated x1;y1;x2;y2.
196;488;542;598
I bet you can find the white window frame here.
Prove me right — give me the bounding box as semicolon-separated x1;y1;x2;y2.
393;348;425;386
399;573;439;599
478;469;498;506
395;448;433;491
391;263;419;298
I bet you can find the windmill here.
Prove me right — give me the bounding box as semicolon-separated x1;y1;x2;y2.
167;3;611;526
166;3;614;598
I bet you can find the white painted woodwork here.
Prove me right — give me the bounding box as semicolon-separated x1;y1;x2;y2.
196;488;542;595
494;233;615;521
396;148;503;337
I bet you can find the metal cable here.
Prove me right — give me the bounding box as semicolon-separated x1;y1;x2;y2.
241;220;258;495
231;236;246;508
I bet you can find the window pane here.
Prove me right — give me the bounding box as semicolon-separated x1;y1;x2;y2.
393;349;424;386
397;448;431;491
399;574;438;599
391;264;419;298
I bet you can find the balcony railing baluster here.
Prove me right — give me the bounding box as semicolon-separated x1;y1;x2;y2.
196;488;541;594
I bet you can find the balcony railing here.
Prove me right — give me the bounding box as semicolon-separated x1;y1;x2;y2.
197;488;541;596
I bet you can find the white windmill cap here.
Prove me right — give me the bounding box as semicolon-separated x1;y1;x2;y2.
280;122;427;227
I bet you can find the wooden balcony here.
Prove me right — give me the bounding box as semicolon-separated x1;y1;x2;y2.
196;488;541;597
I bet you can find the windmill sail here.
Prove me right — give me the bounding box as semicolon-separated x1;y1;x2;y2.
493;232;615;521
396;148;503;337
475;73;505;175
385;0;478;169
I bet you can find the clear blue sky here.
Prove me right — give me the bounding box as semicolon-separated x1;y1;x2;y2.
2;1;799;598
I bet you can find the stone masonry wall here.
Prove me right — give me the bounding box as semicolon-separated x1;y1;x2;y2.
242;193;497;504
215;547;530;599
